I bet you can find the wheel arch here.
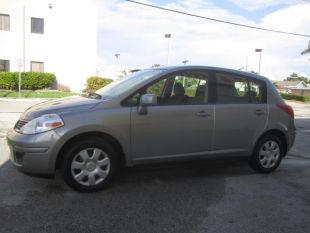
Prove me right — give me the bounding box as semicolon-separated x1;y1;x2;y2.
253;129;288;156
55;131;127;170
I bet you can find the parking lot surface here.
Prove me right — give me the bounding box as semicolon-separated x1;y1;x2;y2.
0;98;309;233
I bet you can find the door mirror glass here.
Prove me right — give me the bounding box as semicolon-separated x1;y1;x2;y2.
140;93;157;106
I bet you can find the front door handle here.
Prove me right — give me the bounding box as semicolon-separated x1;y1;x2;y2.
196;111;211;117
255;109;265;115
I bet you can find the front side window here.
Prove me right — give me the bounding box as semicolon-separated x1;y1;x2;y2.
146;79;166;96
0;60;10;71
0;14;10;31
216;73;249;104
96;69;163;98
31;17;44;34
124;71;210;106
31;61;44;72
165;72;209;105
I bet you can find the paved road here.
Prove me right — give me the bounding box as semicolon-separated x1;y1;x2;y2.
0;99;309;233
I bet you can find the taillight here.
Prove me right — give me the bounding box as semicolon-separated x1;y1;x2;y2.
276;103;294;118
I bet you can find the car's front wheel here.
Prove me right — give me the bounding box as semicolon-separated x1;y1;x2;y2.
249;134;284;173
61;137;120;192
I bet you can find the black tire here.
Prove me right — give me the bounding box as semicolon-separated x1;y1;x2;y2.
249;134;284;173
61;137;120;192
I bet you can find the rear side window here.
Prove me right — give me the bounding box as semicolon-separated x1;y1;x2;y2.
216;72;266;104
216;73;249;104
248;80;266;104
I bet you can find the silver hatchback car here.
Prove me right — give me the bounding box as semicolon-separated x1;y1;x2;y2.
7;66;295;192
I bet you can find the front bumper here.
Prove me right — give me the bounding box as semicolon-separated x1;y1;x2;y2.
6;129;62;176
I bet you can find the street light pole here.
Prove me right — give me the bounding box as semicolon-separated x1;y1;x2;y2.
165;34;171;66
17;58;23;98
255;49;262;74
114;53;120;78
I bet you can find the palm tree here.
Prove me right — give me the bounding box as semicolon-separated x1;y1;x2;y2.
301;41;310;55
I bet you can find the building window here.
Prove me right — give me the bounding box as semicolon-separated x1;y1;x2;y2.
31;61;44;72
0;60;10;71
31;17;44;34
0;14;10;31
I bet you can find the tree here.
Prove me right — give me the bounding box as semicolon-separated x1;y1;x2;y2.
151;64;162;68
86;76;113;91
301;41;310;55
285;73;309;84
117;70;128;80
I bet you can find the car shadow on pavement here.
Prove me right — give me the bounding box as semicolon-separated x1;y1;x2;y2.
0;157;252;233
0;157;252;193
0;153;308;232
117;157;252;184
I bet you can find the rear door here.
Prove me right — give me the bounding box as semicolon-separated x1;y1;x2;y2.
213;72;267;152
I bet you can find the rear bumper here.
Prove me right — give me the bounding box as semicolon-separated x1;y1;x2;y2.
287;130;296;151
6;129;61;176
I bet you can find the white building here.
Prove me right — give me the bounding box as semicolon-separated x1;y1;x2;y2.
0;0;98;91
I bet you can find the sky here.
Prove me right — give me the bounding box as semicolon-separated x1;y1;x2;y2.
97;0;310;81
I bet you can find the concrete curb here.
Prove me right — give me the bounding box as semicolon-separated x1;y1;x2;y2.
287;153;310;160
0;98;54;102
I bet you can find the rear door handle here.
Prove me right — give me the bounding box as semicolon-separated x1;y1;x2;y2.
255;109;265;115
196;111;211;117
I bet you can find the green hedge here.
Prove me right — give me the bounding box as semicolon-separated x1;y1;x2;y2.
0;72;56;90
86;76;113;91
0;90;76;98
281;93;310;103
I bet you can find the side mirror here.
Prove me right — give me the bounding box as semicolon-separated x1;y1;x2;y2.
138;94;157;115
140;94;157;106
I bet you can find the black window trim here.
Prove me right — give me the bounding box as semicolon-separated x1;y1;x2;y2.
121;69;216;107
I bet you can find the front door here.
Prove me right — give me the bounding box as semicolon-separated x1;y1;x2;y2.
129;70;215;160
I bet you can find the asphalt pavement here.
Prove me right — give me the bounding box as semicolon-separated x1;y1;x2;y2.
0;98;309;233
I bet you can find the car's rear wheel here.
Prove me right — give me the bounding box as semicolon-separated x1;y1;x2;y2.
61;137;120;192
249;134;283;173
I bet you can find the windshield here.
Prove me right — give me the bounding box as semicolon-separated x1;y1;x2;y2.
95;69;163;97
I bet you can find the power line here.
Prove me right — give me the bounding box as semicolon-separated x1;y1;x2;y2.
125;0;310;38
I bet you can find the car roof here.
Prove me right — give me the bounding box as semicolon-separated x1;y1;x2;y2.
149;65;269;82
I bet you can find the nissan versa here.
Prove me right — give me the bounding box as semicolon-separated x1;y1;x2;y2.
7;66;296;192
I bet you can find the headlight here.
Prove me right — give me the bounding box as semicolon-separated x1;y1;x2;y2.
19;114;64;135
